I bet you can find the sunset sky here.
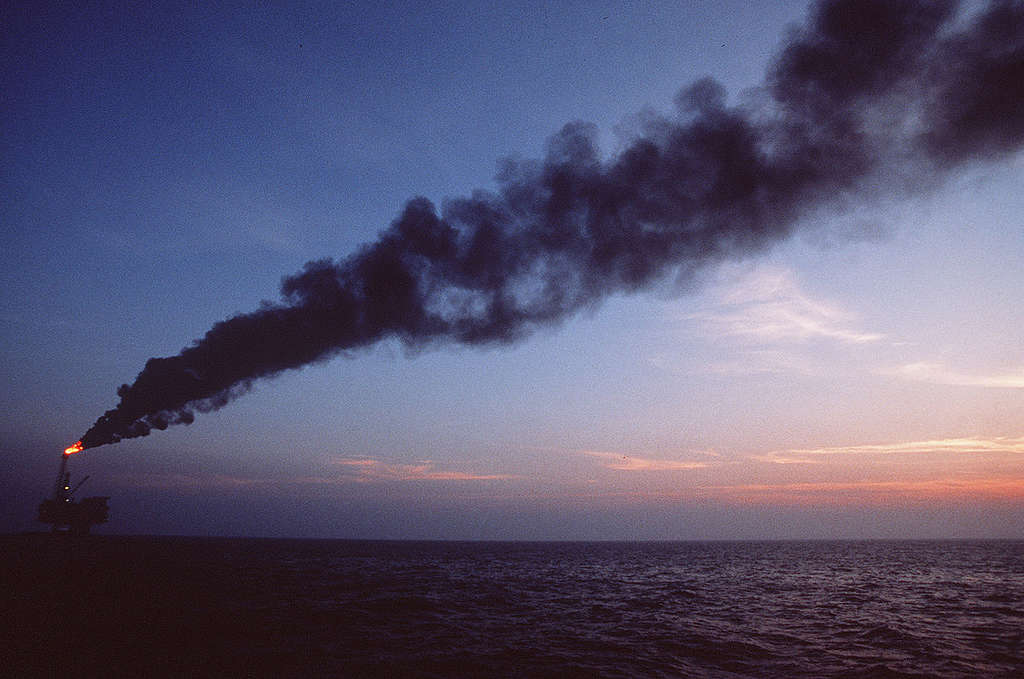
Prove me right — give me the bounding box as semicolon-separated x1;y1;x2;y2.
3;0;1022;539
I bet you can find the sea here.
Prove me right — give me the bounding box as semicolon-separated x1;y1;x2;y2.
3;536;1022;678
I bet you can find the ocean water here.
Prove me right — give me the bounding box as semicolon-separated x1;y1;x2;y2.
4;537;1022;678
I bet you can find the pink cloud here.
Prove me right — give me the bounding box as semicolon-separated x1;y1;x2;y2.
331;457;514;482
579;449;707;471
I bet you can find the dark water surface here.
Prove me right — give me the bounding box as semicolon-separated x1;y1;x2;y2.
4;536;1022;677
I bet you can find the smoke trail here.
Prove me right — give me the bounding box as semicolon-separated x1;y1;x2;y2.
79;0;1024;449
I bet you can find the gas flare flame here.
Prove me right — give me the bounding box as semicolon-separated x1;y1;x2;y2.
64;440;84;456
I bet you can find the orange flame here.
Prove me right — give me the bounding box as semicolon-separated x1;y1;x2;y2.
64;440;84;455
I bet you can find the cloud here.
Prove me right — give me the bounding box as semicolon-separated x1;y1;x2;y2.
749;454;825;465
758;436;1024;462
705;478;1024;504
111;472;268;490
688;266;883;345
697;349;822;377
331;457;513;482
579;450;708;471
889;362;1024;388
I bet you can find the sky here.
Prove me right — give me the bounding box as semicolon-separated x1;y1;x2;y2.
2;0;1023;539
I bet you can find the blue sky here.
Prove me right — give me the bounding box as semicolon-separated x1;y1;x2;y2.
3;0;1023;538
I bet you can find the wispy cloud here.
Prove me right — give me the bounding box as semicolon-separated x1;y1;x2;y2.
579;450;707;471
756;436;1024;463
688;267;883;345
696;349;821;376
331;457;513;482
111;472;268;490
705;478;1024;504
889;362;1024;388
749;454;825;465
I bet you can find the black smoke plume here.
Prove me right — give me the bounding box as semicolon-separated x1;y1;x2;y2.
79;0;1024;449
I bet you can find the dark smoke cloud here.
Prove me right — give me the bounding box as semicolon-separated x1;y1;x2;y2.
79;0;1024;449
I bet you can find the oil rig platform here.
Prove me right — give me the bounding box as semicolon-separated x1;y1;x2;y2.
37;448;109;534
